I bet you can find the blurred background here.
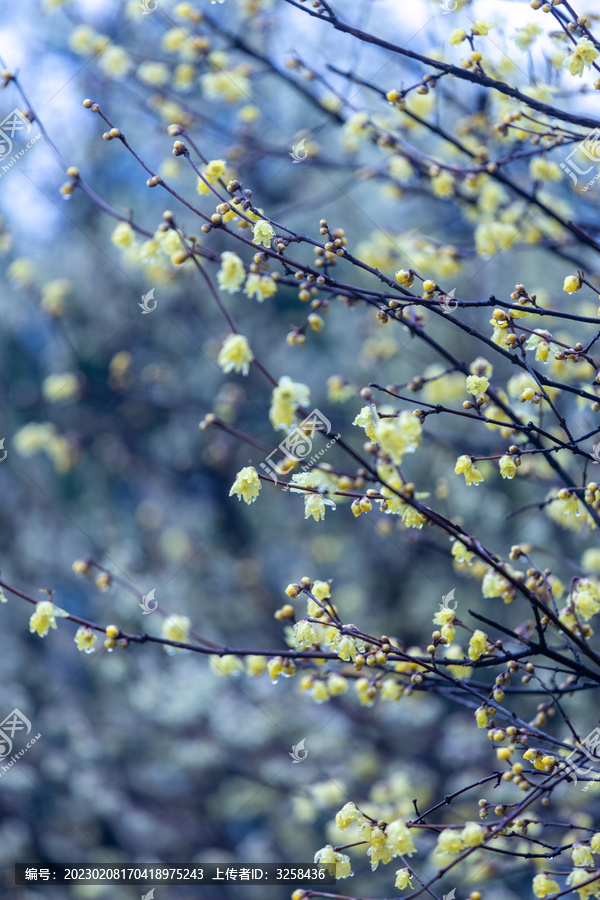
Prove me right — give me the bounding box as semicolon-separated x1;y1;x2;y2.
1;0;600;897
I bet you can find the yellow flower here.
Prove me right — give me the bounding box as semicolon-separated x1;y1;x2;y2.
513;24;542;50
436;828;463;855
42;373;81;404
572;579;600;620
353;405;379;442
375;412;422;465
530;157;562;182
98;45;133;80
566;867;600;899
269;376;310;430
314;845;352;879
335;801;362;830
304;493;328;522
74;626;97;653
565;38;599;77
244;273;277;301
466;374;489;395
252;219;274;248
564;274;582;293
449;29;467;46
499;455;517;479
293;619;319;648
468;629;488;661
229;466;261;504
137;61;170;86
162;614;191;653
197;159;227;194
472;20;493;36
388;156;414;183
395;869;413;890
533;873;560;898
246;655;268;676
461;821;485;847
210;654;244;676
431;170;455;198
475;706;489;728
482;568;516;602
217;333;254;376
386;819;416;856
591;833;600;854
111;221;136;247
29;601;68;637
573;844;594;867
455;455;484;486
217;251;245;293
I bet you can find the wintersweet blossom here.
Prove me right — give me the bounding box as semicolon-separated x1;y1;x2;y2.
563;274;582;293
455;455;484;486
314;845;352;879
74;626;97;653
565;38;598;77
217;251;245;293
229;466;261;504
395;868;413;890
375;412;422;465
468;629;488;661
532;873;561;898
217;333;254;375
29;601;69;637
244;273;277;301
252;219;274;248
162;614;191;654
466;374;489;395
269;376;310;430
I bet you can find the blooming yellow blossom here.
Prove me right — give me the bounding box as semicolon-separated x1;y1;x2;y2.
436;828;463;855
252;219;274;248
455;455;484;486
530;157;562;182
566;867;600;899
137;61;170;86
42;373;81;404
466;374;489;395
375;412;422;465
244;273;277;301
269;376;310;431
573;844;595;867
217;333;254;376
472;20;493;36
217;251;245;293
386;818;416;856
565;38;598;77
514;24;542;51
304;493;329;522
162;614;191;653
572;579;600;620
468;629;488;661
197;159;227;194
74;626;97;653
335;801;362;830
353;405;379;442
461;821;485;847
229;466;261;504
210;654;244;676
29;601;69;637
499;455;517;480
293;619;319;648
111;221;136;248
449;29;467;46
314;845;352;879
533;873;561;898
395;868;413;890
